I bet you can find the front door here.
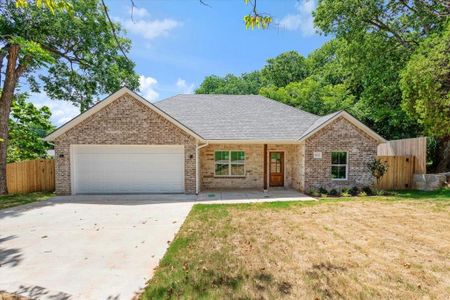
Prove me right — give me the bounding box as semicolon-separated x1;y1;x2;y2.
269;152;284;187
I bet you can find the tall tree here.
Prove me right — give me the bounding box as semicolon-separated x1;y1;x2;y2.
313;0;449;155
8;93;54;163
0;0;139;194
260;51;308;88
195;72;262;95
400;22;450;172
260;76;355;116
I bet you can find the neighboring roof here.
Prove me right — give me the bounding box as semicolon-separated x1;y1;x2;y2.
45;88;385;143
44;87;204;142
155;94;319;141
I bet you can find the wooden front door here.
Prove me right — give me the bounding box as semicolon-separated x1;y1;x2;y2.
269;152;284;187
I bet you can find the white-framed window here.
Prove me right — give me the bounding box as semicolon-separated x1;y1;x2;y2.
331;151;348;180
215;151;245;176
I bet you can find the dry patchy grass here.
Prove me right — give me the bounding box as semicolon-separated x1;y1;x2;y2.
143;192;450;299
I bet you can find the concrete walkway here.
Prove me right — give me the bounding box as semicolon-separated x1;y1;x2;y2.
0;190;313;299
198;188;314;203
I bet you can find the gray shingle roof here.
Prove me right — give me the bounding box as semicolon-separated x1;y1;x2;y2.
155;94;324;140
299;111;342;139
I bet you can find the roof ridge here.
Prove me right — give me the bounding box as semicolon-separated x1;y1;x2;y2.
156;94;320;119
255;94;320;118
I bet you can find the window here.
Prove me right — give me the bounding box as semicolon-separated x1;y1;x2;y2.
331;151;347;180
215;151;245;176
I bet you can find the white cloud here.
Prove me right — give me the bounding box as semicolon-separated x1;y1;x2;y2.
175;78;195;94
29;92;80;126
139;75;159;101
278;0;316;36
120;17;180;40
130;6;149;18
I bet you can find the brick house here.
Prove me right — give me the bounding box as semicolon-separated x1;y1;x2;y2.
45;87;385;195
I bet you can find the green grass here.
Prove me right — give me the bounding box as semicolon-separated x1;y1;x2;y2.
141;188;450;299
394;187;450;200
0;192;54;210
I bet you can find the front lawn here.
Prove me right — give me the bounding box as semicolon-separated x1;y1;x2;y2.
0;192;54;210
142;189;450;299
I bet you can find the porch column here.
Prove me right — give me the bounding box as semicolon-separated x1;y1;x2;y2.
263;144;268;190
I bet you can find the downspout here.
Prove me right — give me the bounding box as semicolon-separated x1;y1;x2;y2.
195;140;209;194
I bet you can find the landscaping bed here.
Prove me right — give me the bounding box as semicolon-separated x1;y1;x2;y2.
142;189;450;299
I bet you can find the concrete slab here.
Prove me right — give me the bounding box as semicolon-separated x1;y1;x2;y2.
197;188;315;204
0;190;314;299
0;197;193;300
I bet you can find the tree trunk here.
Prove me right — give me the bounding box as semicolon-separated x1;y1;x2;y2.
434;136;450;173
0;44;20;194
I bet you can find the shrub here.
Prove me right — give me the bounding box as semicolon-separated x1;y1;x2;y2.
342;191;350;197
328;188;339;196
308;188;320;197
362;186;374;196
359;191;367;197
367;158;388;185
375;189;394;196
341;187;349;194
349;186;359;196
319;187;328;194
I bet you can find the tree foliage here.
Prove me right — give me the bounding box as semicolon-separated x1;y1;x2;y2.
0;0;139;193
367;158;388;185
400;22;450;138
1;0;139;111
260;77;355;116
8;93;54;163
195;72;263;95
260;51;308;88
243;0;272;29
314;0;448;50
15;0;72;13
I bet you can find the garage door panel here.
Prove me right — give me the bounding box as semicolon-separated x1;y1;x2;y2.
72;145;185;194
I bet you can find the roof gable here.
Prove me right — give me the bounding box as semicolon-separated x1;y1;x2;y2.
44;87;204;142
45;89;384;143
299;111;386;143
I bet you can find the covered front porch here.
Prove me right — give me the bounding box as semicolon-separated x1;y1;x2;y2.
198;143;305;192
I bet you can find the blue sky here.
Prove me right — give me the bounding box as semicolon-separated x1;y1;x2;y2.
28;0;329;126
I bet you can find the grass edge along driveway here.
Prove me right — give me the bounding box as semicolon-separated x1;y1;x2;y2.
0;192;54;210
142;188;450;299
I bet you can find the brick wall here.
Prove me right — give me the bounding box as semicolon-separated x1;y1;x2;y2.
304;117;378;192
54;93;197;194
291;142;305;191
199;144;298;190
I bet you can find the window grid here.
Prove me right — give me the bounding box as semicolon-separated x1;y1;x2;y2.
215;151;245;176
331;151;348;180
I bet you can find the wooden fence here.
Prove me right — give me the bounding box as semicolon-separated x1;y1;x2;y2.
377;137;426;174
376;156;415;190
6;159;55;194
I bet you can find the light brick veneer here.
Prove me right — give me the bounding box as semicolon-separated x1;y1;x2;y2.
53;93;197;195
303;117;378;192
199;144;299;190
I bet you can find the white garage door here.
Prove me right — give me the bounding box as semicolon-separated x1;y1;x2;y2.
72;145;185;194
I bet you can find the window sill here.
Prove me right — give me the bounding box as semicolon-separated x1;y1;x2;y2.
331;179;348;181
214;176;247;178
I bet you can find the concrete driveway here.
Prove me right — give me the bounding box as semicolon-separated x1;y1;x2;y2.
0;195;195;300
